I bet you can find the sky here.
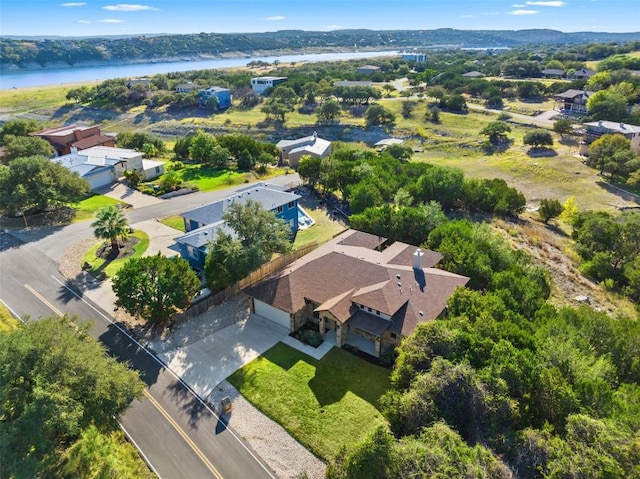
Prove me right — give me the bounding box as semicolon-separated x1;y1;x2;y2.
1;0;639;38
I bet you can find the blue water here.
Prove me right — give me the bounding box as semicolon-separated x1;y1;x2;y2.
0;50;397;90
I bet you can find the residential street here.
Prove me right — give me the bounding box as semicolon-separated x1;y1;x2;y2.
0;174;301;479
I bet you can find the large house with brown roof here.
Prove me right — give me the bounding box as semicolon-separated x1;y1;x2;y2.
552;89;595;114
30;124;115;156
245;230;469;358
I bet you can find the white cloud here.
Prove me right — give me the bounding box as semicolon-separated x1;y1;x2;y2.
77;20;91;24
59;2;87;6
325;25;343;30
264;15;286;21
526;1;566;6
100;18;124;23
103;4;159;12
461;14;474;18
512;4;526;7
508;9;540;15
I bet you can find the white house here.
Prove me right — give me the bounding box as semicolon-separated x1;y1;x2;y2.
52;146;146;190
250;76;288;94
581;120;640;155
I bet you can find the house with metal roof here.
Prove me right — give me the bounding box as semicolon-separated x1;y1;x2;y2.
552;89;595;114
199;86;231;109
175;183;300;269
245;229;469;358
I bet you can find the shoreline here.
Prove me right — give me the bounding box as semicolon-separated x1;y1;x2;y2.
0;47;396;73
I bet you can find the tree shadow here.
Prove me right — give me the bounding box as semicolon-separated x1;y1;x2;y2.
526;148;558;157
559;137;578;147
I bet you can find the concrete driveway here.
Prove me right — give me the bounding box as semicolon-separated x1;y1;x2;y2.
132;219;182;257
96;182;162;208
157;314;289;399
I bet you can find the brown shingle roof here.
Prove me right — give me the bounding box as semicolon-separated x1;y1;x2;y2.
336;230;386;250
246;229;469;337
72;135;113;150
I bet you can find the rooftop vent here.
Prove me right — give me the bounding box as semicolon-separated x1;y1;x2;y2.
419;311;424;316
396;274;401;279
397;282;402;287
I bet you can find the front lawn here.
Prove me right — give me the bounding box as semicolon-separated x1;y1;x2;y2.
227;342;390;460
72;195;126;223
81;230;149;279
166;164;245;192
159;215;186;232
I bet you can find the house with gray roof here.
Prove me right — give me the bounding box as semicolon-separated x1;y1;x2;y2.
552;89;595;114
245;229;469;358
175;183;300;269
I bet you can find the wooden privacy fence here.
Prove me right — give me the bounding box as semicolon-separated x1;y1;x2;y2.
173;241;319;324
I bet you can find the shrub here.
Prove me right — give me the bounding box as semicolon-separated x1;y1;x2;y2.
294;329;324;348
168;161;184;171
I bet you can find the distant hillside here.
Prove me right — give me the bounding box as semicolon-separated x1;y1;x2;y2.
2;28;640;70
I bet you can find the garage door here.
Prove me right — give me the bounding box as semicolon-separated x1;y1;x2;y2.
86;170;115;190
254;300;291;330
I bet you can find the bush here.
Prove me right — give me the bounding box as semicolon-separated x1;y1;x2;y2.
168;161;184;171
294;329;324;348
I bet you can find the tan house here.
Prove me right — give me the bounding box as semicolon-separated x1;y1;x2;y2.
30;124;115;156
276;132;332;168
245;230;469;358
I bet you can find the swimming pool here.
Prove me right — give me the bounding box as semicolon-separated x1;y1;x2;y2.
298;205;315;230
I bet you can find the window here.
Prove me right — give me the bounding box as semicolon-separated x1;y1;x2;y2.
187;245;198;259
367;307;372;312
390;332;397;339
375;310;380;315
155;166;160;173
276;205;283;213
288;201;295;209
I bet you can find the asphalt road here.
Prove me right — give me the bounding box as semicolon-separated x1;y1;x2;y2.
0;175;301;478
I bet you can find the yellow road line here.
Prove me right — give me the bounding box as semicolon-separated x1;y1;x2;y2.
24;283;63;317
143;390;223;479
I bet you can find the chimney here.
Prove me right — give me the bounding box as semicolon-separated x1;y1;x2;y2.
598;120;603;127
620;123;625;129
412;248;424;270
70;146;78;155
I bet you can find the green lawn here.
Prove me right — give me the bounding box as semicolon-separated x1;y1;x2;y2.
81;230;149;279
227;342;390;461
0;82;86;113
159;215;186;232
294;198;347;248
72;195;126;222
161;165;246;192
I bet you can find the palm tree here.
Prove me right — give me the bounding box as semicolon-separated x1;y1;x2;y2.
91;205;129;253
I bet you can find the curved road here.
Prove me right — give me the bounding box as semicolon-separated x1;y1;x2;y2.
0;173;300;479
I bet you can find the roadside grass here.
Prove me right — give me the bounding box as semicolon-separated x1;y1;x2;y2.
227;342;390;461
0;303;20;333
159;215;185;232
72;195;126;223
82;230;149;279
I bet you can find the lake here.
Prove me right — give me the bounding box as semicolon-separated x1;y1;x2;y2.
0;50;398;90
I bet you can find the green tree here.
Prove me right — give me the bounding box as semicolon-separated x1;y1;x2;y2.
316;99;342;123
587;90;629;122
141;142;158;158
414;165;464;211
204;200;292;289
0;317;144;477
0;156;90;215
586;134;638;178
0;118;42;144
297;155;323;189
91;205;130;253
538;198;564;223
480;121;512;145
349;180;383;214
3;134;55;161
523;129;554;150
364;104;396;128
188;130;218;164
553;119;574;138
174;135;194;159
117;132;165;153
113;254;200;325
159;169;182;191
384;143;413;161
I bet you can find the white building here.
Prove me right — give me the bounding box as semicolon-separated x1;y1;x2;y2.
52;146;163;190
276;132;332;168
250;76;288;94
